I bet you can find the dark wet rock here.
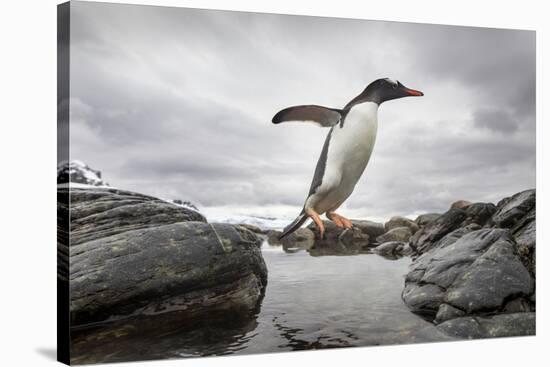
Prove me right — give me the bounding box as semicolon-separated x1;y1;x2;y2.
269;219;378;250
376;226;412;244
503;298;532;313
57;160;108;186
411;223;481;258
373;241;405;257
351;219;385;239
171;199;199;211
401;243;414;256
415;213;441;227
307;220;371;246
410;208;467;255
436;313;535;339
450;200;472;210
71;221;267;325
463;202;497;226
402;228;534;321
336;227;370;247
57;193;70;282
63;187;266;326
410;203;497;255
491;189;535;228
513;208;536;249
385;216;419;234
283;228;316;253
266;230;283;245
305;223;371;256
239;223;265;235
511;207;536;277
402;283;444;315
435;304;465;323
266;228;315;253
307;238;366;257
64;187;207;246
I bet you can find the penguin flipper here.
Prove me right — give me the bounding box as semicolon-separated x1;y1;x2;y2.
272;105;342;127
279;210;308;239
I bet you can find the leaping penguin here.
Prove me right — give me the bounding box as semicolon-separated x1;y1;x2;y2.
272;78;423;239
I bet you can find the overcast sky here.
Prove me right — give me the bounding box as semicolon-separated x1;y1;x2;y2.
67;1;535;222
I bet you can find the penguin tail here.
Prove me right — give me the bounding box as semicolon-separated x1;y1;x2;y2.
279;210;308;240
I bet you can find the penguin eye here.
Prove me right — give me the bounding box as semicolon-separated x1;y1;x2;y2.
385;78;398;89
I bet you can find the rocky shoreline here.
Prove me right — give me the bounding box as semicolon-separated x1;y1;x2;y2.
59;186;267;327
58;161;535;340
261;190;536;338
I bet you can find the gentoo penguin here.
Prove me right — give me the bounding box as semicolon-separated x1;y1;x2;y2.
273;78;423;239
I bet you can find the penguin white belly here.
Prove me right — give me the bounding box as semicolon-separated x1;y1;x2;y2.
306;102;378;214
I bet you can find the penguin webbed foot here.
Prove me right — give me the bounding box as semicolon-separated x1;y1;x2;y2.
327;212;353;229
305;208;325;240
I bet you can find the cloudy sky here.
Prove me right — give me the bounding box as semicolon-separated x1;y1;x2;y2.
67;1;535;222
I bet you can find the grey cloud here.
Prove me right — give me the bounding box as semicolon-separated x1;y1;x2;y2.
67;2;536;220
473;108;519;133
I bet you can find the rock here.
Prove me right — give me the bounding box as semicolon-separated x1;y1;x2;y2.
401;243;414;256
437;223;481;246
402;283;445;316
57;195;70;282
238;223;265;235
373;241;405;256
57;160;108;186
65;187;207;246
351;219;385;239
171;199;200;212
307;220;371;246
376;226;412;244
503;298;532;313
308;238;365;256
282;228;315;253
385;216;419;234
436;313;535;339
491;189;535;228
410;204;494;254
70;221;267;325
63;187;267;326
402;228;534;321
410;208;467;255
266;228;315;252
336;227;370;247
435;304;465;324
412;223;481;257
415;213;441;227
266;230;283;245
463;202;497;226
450;200;472;210
511;207;536;277
513;208;536;249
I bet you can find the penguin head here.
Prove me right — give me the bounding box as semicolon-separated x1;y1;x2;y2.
361;78;424;105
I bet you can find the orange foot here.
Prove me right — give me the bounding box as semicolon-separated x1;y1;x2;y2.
326;212;345;228
305;208;325;239
327;212;353;229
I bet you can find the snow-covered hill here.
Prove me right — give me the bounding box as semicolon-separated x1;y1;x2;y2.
57;160;109;187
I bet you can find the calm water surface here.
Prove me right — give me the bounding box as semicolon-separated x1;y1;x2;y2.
72;242;452;364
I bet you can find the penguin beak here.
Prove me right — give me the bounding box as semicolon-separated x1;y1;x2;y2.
402;87;424;97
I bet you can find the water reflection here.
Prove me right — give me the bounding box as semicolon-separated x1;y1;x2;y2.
307;239;369;257
273;315;357;350
278;237;379;257
71;307;263;364
72;239;450;364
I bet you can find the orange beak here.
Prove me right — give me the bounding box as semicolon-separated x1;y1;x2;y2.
403;88;424;96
